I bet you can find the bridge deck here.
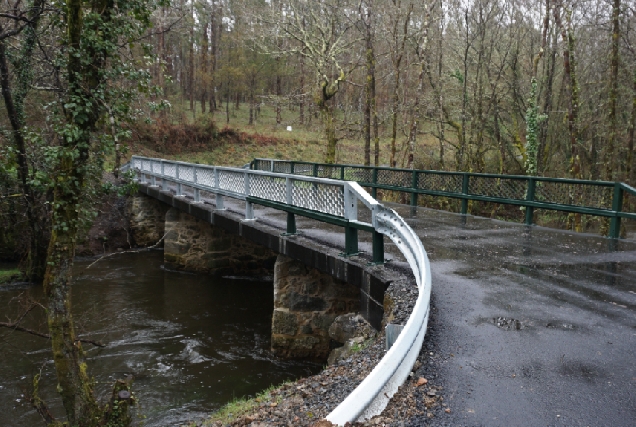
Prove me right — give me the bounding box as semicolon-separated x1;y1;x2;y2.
397;205;636;426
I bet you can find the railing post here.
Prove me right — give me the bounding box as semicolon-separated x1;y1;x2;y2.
340;166;345;181
214;167;225;210
372;168;378;199
343;184;359;256
313;164;319;177
411;170;419;215
270;160;274;172
525;178;536;225
193;167;200;202
176;163;182;196
461;174;469;215
290;162;295;175
244;172;254;219
609;183;624;239
372;230;384;264
284;177;297;234
161;160;166;191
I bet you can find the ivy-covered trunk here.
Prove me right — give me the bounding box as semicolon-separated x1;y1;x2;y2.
44;153;99;424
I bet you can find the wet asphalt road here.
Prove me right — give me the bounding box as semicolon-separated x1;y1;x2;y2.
393;206;636;427
166;189;636;426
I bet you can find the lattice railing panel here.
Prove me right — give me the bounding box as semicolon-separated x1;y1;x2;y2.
141;159;151;173
253;159;272;171
344;167;373;183
535;181;612;209
196;167;215;187
163;163;176;178
179;165;194;182
292;181;345;217
377;170;412;188
151;160;161;174
417;173;462;193
316;165;342;179
273;162;292;174
293;163;314;176
469;176;527;200
218;170;245;194
250;175;287;203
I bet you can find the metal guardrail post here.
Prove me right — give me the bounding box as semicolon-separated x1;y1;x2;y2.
313;164;319;177
525;178;536;225
340;166;345;180
461;174;469;215
609;183;623;239
290;162;295;174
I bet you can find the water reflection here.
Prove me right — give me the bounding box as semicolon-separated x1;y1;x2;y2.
0;250;320;426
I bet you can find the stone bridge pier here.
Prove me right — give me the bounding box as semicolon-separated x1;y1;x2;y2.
129;192;387;359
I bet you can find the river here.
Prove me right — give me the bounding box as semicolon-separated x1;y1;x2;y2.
0;250;321;426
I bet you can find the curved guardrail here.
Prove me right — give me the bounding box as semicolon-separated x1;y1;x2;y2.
130;156;432;424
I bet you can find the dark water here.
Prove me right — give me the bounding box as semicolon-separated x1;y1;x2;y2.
0;251;321;426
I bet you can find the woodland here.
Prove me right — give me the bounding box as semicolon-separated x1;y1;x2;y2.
0;0;635;426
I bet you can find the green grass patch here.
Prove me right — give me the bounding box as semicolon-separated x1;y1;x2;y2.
0;268;21;284
200;382;290;426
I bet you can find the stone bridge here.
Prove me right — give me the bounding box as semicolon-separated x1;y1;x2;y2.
130;184;397;360
128;156;636;426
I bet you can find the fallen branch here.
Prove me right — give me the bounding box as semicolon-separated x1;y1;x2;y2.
0;322;105;347
85;231;168;269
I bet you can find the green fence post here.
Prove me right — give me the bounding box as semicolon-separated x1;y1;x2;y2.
345;225;359;255
372;230;384;264
525;178;536;226
290;162;295;174
410;171;419;207
340;166;345;180
285;212;297;235
461;174;469;215
609;183;624;239
313;164;318;177
372;168;378;199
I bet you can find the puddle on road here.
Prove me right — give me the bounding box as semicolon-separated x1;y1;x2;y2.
493;317;523;330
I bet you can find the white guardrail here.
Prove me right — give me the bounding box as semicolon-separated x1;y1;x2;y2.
131;156;432;425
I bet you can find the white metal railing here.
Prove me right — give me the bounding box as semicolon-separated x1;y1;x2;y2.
131;155;432;424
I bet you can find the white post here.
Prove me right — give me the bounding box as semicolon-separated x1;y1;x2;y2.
176;163;182;196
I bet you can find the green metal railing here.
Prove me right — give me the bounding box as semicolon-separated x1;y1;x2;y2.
251;159;636;239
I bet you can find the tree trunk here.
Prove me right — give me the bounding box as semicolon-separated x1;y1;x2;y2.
189;2;195;113
627;67;636;185
0;0;47;283
363;3;375;166
555;4;582;231
605;0;620;181
201;22;208;114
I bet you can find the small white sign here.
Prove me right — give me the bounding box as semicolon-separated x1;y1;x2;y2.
286;126;292;131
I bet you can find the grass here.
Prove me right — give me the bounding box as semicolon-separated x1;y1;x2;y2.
0;268;21;284
133;98;443;169
198;382;290;426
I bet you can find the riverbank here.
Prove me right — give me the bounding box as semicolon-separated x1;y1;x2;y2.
0;265;21;285
184;265;451;427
